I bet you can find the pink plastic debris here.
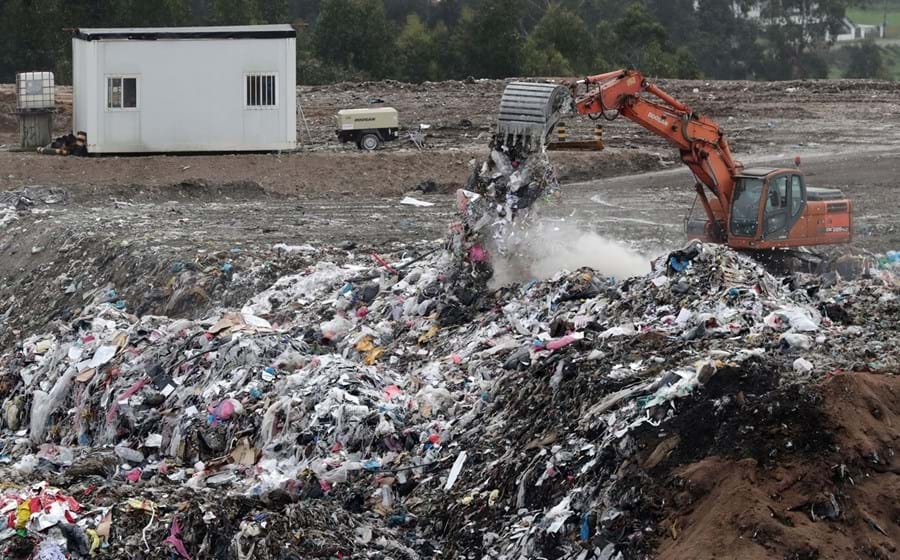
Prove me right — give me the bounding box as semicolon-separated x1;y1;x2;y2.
384;385;402;400
163;515;192;560
208;398;243;424
371;252;398;275
64;495;81;512
125;468;142;483
105;377;149;423
469;245;488;263
546;334;580;351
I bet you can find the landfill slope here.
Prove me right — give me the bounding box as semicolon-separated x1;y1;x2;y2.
0;227;897;558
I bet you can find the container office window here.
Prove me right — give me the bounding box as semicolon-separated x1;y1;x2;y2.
245;73;277;108
107;77;137;109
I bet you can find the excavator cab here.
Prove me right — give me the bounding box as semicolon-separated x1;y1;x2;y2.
729;170;799;239
724;168;852;249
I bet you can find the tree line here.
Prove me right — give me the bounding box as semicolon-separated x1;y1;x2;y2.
0;0;889;85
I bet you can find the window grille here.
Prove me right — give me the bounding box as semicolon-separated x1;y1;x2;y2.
245;74;277;108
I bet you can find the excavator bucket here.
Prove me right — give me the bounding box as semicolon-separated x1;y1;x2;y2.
496;82;574;146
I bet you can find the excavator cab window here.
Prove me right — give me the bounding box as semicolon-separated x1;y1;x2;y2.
764;175;790;237
730;177;764;237
790;175;804;218
763;173;805;239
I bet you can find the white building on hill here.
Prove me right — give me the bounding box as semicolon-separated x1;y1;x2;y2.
695;1;885;42
72;24;297;154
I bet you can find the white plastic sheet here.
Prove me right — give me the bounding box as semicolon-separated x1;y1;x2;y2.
444;450;467;491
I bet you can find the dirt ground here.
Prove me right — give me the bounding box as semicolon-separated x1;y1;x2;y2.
3;77;900;184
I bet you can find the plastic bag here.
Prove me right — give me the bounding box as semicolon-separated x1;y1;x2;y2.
30;365;78;443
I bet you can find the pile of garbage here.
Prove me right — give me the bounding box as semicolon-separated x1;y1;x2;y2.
0;187;339;350
0;219;897;558
448;140;562;291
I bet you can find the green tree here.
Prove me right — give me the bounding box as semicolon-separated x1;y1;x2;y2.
644;0;699;45
383;0;430;22
615;3;668;48
289;0;322;23
210;0;261;24
592;3;700;78
296;18;371;84
430;22;466;79
459;0;523;78
0;0;68;82
845;39;889;78
314;0;395;78
113;0;191;27
523;45;574;76
259;0;289;23
396;14;436;82
525;5;593;74
758;0;850;79
691;0;763;79
428;0;465;28
0;0;860;86
558;0;626;29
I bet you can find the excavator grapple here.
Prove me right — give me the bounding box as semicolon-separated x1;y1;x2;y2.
495;82;573;145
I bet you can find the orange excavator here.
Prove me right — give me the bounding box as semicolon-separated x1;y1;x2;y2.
495;70;852;252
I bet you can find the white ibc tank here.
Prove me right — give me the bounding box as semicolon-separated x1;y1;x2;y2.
16;71;55;110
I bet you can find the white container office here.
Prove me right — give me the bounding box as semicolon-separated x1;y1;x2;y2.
72;25;297;153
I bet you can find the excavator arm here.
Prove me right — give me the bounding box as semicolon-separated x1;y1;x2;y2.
574;70;741;241
496;69;744;243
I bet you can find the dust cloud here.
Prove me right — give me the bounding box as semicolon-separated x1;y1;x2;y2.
489;221;654;286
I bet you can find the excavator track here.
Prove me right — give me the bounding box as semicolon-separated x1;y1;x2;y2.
496;82;573;147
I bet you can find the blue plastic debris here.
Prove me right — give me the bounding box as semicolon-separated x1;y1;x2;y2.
387;513;408;527
669;255;689;272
